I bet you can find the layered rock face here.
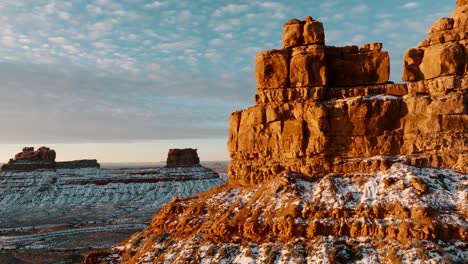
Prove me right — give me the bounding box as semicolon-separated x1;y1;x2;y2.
1;147;56;171
85;4;467;264
166;148;200;167
229;13;467;186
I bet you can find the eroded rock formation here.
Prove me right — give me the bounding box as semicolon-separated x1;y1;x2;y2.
85;3;467;263
1;147;56;171
229;12;467;186
1;147;101;171
166;148;200;167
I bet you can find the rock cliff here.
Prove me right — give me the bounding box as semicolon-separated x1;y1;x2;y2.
85;3;467;263
228;10;467;185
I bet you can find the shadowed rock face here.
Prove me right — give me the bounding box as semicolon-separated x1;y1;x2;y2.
13;146;56;163
56;160;100;169
1;147;100;171
166;148;200;167
85;3;467;263
1;147;56;171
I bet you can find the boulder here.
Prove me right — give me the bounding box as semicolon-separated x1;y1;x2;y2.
402;48;425;81
456;0;468;6
303;19;325;45
290;45;327;87
428;18;454;33
255;49;290;89
326;47;390;86
419;43;465;79
282;19;304;48
452;5;468;28
360;43;383;53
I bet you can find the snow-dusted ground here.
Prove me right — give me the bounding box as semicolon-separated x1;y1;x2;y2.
0;166;223;219
97;163;467;264
0;166;224;262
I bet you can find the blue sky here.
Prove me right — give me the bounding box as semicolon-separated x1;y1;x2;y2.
0;0;455;162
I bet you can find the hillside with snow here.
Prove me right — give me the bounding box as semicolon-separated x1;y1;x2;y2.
86;164;467;263
0;166;223;263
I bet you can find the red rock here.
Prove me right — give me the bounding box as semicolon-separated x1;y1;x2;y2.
419;43;465;79
86;4;468;263
255;49;290;89
326;47;390;87
360;43;383;53
303;20;325;45
282;19;304;48
13;146;56;162
290;45;327;87
402;48;425;81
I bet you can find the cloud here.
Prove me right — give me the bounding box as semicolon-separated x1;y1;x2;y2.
210;38;222;45
257;2;284;10
153;39;199;51
48;36;68;44
58;11;71;20
213;4;249;17
350;3;369;14
144;1;165;9
0;0;456;145
213;18;241;31
1;35;16;47
86;4;103;15
402;2;419;9
0;61;250;143
320;2;338;9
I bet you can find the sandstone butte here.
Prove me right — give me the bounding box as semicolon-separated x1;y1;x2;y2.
166;148;201;168
1;146;100;171
85;3;467;263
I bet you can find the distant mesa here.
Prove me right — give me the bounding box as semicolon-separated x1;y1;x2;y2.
56;159;101;170
1;146;100;172
166;148;200;167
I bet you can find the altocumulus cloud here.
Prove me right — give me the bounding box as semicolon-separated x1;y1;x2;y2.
0;0;455;143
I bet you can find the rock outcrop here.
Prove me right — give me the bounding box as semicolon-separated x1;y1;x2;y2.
1;147;56;171
1;147;101;171
229;12;467;186
85;3;467;263
56;160;100;169
165;148;200;167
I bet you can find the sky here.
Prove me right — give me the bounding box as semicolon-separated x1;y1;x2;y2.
0;0;455;163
